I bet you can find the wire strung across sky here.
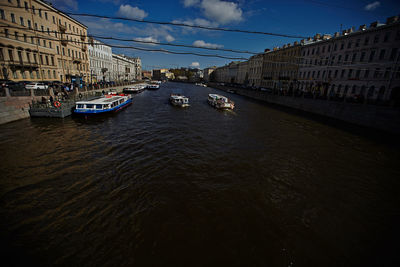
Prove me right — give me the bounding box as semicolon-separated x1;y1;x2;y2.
0;27;250;60
0;4;308;39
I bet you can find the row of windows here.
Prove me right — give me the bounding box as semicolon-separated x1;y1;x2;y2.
0;47;55;66
7;68;58;80
302;31;400;57
299;67;397;80
301;47;399;67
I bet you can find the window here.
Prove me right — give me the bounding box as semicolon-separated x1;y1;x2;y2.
30;36;34;43
17;0;20;7
39;55;43;64
48;70;50;78
26;52;30;62
45;12;48;20
49;41;52;48
341;69;345;78
56;46;59;54
4;28;8;37
41;25;44;32
23;34;26;42
384;32;390;42
11;13;15;23
21;70;26;79
53;70;56;79
30;71;34;79
338;55;342;64
344;54;349;63
348;69;353;78
384;68;391;78
34;23;37;30
352;53;357;63
379;49;385;60
36;70;40;78
347;42;352;49
369;50;375;62
37;38;40;45
33;54;37;63
39;9;42;18
355;70;360;78
364;36;369;45
373;34;379;43
47;28;50;35
334;43;337;51
340;42;344;50
360;52;365;62
51;57;54;65
390;48;398;60
14;31;18;40
13;70;18;79
24;1;28;10
43;40;46;47
355;39;360;47
374;68;381;78
364;69;369;78
19;17;24;26
0;9;5;20
8;49;14;61
52;16;55;24
27;19;31;29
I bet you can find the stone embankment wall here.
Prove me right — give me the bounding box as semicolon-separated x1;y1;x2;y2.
0;84;129;125
211;84;400;134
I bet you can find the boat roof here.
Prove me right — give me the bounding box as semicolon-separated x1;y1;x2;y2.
209;94;227;99
76;96;125;104
171;95;188;100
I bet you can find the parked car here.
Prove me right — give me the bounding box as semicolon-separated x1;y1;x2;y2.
25;82;48;90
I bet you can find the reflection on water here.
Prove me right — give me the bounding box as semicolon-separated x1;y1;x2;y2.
0;82;400;266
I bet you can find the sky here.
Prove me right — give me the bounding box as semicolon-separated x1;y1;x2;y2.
47;0;400;70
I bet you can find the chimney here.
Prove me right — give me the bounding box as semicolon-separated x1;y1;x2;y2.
300;39;305;44
314;33;321;40
359;24;367;31
294;41;299;45
386;16;399;24
322;34;331;40
334;32;340;37
342;30;347;35
283;44;287;48
273;47;278;51
287;43;291;47
370;21;378;28
307;37;312;41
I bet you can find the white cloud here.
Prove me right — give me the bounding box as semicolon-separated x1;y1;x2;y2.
117;4;148;20
364;1;381;11
183;0;200;7
173;18;218;28
193;40;223;49
165;34;175;42
190;62;200;68
134;36;159;46
201;0;243;24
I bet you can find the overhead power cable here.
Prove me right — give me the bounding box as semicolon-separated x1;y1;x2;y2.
1;30;249;60
0;4;307;38
0;24;259;55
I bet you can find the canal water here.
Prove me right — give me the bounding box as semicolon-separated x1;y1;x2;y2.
1;82;399;266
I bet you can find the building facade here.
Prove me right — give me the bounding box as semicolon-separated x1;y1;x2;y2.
0;0;89;83
88;38;112;82
111;54;138;82
203;66;216;82
211;16;400;103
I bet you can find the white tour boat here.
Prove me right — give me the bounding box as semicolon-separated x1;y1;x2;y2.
74;93;132;114
195;83;207;87
147;83;160;90
170;94;190;107
123;84;146;94
207;94;235;110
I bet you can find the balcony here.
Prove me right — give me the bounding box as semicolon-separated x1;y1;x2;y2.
72;57;82;63
82;45;87;51
8;60;39;69
80;35;85;41
61;39;68;46
59;24;66;32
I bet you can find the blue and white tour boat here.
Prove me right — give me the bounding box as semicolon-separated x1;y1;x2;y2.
74;93;132;114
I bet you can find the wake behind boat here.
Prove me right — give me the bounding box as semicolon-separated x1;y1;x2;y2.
74;93;132;114
170;94;189;107
208;94;235;110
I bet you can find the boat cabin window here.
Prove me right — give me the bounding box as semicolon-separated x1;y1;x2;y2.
95;104;102;109
77;104;84;109
86;104;94;109
119;100;123;104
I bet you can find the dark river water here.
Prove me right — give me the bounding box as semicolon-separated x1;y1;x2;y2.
1;82;400;266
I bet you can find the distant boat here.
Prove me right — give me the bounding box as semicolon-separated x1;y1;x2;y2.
147;83;160;90
195;83;207;87
170;94;190;107
207;94;234;110
123;84;146;94
74;93;132;114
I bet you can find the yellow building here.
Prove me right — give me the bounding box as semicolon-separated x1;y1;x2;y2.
0;0;89;83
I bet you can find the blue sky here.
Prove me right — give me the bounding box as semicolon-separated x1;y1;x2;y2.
49;0;400;70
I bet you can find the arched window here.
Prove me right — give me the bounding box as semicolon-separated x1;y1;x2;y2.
377;86;385;100
367;86;375;98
